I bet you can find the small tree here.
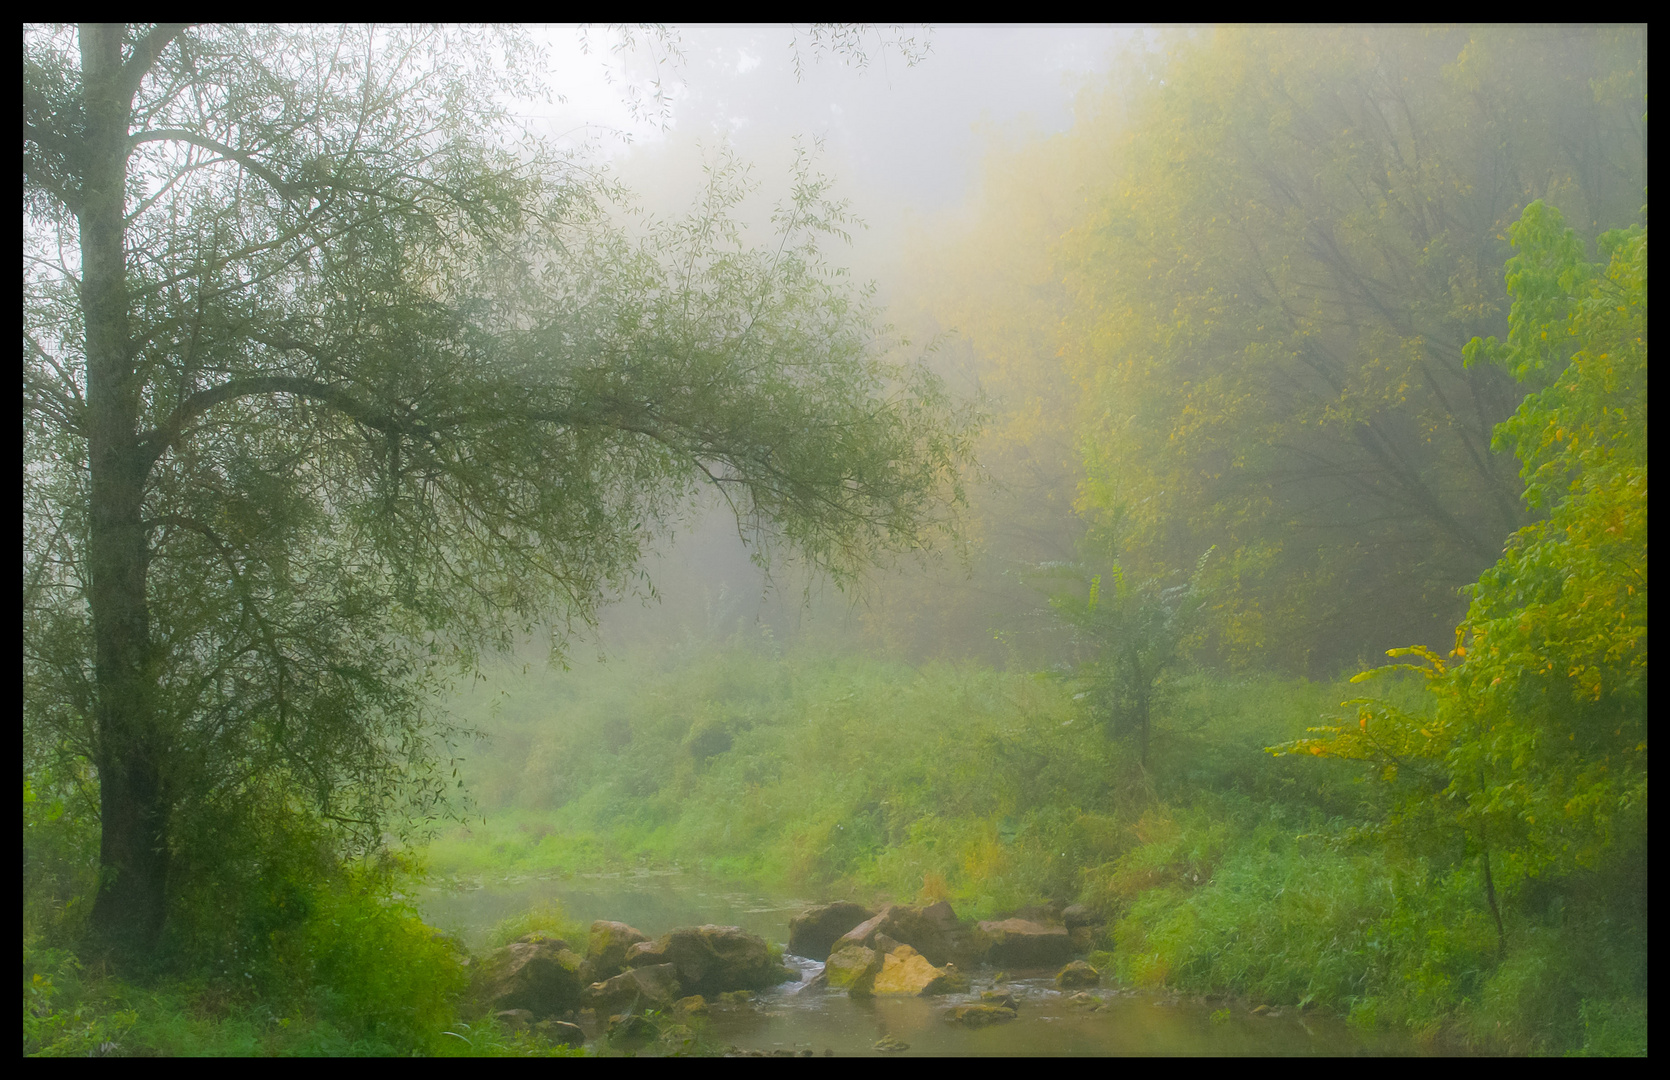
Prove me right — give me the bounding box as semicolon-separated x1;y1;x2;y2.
1274;201;1647;954
23;23;970;963
1049;548;1214;768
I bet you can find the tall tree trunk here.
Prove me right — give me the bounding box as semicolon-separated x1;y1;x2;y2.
79;23;170;963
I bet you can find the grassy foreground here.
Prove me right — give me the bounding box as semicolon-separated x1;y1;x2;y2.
25;641;1644;1055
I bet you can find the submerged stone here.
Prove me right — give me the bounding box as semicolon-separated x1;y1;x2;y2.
946;1003;1019;1027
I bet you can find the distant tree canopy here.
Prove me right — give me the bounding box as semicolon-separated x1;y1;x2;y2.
23;23;969;962
1052;25;1645;675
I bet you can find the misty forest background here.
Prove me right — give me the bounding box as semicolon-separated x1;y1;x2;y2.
25;25;1645;1056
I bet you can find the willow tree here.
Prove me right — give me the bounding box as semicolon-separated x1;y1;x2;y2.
23;24;968;962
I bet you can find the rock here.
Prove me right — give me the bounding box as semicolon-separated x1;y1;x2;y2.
1067;991;1104;1009
533;1019;587;1047
606;1013;658;1049
825;944;884;995
672;994;708;1015
584;963;682;1014
1069;926;1096;952
980;989;1018;1011
495;1008;536;1029
831;901;984;968
888;900;985;967
946;1003;1019;1027
976;918;1077;968
832;908;893;955
929;962;972;995
476;935;588;1018
587;920;650;982
871;944;961;997
1055;960;1101;989
872;1035;910;1052
788;901;875;961
626;925;796;997
1062;904;1103;931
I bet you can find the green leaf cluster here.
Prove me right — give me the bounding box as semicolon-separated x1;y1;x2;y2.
1279;199;1646;960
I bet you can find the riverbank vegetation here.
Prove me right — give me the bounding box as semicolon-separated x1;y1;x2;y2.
26;24;1644;1057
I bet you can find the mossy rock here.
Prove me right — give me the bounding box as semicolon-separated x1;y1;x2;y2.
1055;960;1101;989
946;1003;1019;1027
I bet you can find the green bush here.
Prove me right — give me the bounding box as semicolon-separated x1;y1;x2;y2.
484;900;590;950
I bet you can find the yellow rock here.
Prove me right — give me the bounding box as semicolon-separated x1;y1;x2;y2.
871;945;948;996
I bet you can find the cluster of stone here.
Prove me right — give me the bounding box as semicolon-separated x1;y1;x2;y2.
470;897;1112;1044
790;898;1106;1006
473;919;795;1029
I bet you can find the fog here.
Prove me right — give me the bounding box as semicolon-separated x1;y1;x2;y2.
518;25;1144;662
23;24;1645;1056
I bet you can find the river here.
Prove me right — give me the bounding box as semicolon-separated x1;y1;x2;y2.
417;868;1447;1056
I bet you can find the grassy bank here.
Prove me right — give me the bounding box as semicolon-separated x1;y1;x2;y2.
426;641;1646;1055
22;852;588;1058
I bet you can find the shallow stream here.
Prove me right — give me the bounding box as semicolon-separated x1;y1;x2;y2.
417;869;1445;1056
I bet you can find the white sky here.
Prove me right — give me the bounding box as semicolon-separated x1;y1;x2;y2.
510;25;1148;292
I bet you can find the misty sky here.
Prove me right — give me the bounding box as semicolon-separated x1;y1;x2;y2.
518;25;1144;292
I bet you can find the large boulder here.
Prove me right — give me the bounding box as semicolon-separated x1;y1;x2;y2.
587;920;651;982
824;944;884;996
831;902;984;968
625;925;796;997
476;933;588;1018
831;908;891;955
976;918;1077;968
788;902;874;961
584;963;683;1014
883;901;984;968
870;945;966;997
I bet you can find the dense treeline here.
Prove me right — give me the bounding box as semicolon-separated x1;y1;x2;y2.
893;25;1645;676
